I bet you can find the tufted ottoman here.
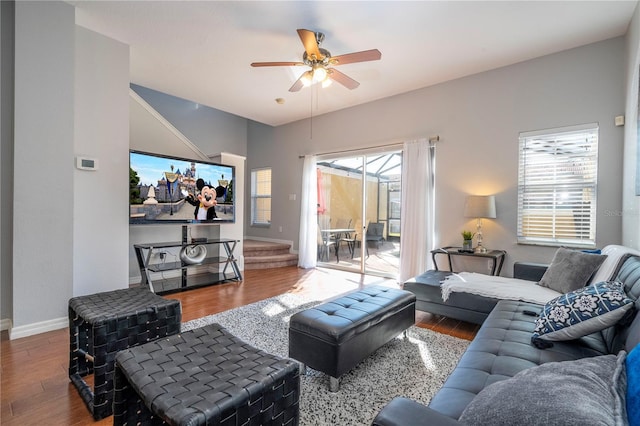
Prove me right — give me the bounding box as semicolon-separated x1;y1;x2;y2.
288;285;415;391
113;323;300;426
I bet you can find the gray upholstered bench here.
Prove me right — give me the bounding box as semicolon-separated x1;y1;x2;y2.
288;285;416;391
113;323;300;426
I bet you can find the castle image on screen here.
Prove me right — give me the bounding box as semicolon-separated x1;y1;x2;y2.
129;150;235;224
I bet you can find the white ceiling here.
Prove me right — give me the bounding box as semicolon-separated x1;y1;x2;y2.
70;1;638;127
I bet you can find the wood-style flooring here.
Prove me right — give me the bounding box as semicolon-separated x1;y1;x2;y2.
0;266;479;425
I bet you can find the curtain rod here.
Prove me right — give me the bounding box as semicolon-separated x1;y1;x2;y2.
298;135;439;158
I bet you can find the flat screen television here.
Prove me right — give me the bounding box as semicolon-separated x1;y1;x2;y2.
129;150;235;224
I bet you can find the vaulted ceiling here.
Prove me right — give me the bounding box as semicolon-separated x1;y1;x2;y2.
71;1;638;126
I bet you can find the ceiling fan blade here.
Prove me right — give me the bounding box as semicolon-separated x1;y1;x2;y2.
297;29;324;61
289;72;310;92
329;49;382;66
251;61;305;67
328;68;360;90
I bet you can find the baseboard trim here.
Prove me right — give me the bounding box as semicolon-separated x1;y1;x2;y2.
9;316;67;340
1;318;12;331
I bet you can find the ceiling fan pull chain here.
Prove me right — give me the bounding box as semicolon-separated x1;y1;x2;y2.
310;85;314;139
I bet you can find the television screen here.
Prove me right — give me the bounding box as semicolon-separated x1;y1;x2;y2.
129;150;235;224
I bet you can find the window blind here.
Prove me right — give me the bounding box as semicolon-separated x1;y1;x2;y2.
251;168;272;225
517;124;598;247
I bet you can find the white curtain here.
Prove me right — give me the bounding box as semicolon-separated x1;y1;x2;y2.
399;139;435;283
298;155;318;268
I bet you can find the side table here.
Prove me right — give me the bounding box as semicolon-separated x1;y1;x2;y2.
68;287;181;420
431;246;506;276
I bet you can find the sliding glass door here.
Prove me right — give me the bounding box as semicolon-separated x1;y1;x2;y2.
316;149;402;278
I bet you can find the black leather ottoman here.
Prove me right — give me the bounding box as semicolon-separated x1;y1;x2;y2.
288;285;416;391
113;323;300;426
68;287;181;420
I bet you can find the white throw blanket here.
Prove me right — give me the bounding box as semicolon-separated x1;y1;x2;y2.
441;272;561;305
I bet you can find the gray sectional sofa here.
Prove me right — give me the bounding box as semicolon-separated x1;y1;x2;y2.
373;249;640;425
403;245;636;325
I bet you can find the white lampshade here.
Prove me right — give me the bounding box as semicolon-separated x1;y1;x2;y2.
464;195;497;219
312;66;327;82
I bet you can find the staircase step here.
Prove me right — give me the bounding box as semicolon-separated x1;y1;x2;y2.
244;247;291;257
244;253;298;270
243;240;298;270
244;240;290;253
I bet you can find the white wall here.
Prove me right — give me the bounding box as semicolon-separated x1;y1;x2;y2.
211;152;246;271
73;26;130;296
623;4;640;248
247;37;627;276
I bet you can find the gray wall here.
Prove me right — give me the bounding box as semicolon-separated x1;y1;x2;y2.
246;37;627;276
13;1;75;331
1;0;15;325
623;4;640;248
128;85;249;285
3;1;636;335
74;26;130;297
8;1;130;337
131;84;248;158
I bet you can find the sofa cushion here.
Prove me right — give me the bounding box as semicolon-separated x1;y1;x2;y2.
591;245;640;284
427;299;610;420
403;270;500;325
458;352;628;426
538;247;607;294
531;281;634;348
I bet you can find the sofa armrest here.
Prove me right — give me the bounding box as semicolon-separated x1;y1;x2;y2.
372;397;460;426
513;262;548;282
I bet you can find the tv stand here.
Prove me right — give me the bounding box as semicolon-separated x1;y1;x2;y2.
133;238;242;294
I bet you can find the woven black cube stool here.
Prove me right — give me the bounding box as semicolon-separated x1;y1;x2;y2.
113;323;300;426
68;287;181;420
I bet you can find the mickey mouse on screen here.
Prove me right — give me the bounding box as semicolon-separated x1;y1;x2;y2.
185;178;218;220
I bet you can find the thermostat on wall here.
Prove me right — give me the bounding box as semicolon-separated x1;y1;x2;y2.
76;156;98;171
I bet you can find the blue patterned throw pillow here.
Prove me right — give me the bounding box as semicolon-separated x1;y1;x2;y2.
532;281;634;349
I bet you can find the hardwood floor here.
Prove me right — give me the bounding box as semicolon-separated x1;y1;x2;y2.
0;266;479;425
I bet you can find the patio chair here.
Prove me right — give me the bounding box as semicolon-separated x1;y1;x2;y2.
317;227;336;262
341;219;370;258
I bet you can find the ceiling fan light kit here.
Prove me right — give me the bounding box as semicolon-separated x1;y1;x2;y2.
251;29;381;92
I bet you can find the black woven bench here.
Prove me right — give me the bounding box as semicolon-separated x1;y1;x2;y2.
113;323;300;426
68;287;181;420
288;285;415;391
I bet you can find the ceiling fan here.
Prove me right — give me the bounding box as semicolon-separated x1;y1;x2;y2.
251;29;382;92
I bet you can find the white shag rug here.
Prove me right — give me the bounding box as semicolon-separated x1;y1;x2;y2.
182;292;469;426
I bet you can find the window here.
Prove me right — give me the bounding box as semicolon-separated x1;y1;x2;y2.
517;123;599;247
251;168;271;226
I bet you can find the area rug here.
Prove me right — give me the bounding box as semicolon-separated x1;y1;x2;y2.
182;292;470;425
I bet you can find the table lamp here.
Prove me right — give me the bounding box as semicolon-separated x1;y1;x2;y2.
464;195;496;253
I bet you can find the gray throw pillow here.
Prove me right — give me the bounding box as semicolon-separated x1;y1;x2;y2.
538;248;607;294
458;352;628;426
